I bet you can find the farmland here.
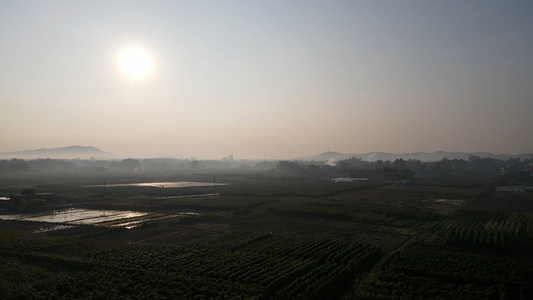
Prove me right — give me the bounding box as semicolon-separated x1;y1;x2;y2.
0;170;532;299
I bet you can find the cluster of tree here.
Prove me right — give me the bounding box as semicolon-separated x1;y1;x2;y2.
6;189;58;211
1;155;531;179
0;158;31;172
0;157;278;173
276;155;533;180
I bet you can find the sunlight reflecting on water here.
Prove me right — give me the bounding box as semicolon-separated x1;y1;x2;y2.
84;181;227;188
0;208;147;225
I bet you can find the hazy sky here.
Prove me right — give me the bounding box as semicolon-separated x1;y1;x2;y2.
1;1;532;159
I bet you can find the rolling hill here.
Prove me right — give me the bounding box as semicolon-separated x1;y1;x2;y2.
0;146;115;160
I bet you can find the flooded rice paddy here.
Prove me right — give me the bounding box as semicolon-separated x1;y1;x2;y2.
0;208;151;232
0;181;219;232
0;208;203;232
85;181;227;188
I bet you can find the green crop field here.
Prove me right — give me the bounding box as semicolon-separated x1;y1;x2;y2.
0;171;532;299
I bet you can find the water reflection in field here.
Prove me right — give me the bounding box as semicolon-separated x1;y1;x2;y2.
0;208;147;225
85;181;227;188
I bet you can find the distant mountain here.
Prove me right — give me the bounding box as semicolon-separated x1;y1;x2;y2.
300;151;353;162
0;146;116;160
299;151;533;162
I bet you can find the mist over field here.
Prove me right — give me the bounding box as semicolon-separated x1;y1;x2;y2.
2;145;533;162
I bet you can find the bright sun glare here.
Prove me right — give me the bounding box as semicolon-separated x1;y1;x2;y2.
117;47;154;79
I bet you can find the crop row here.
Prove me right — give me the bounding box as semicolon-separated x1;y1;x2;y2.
450;208;509;223
264;199;441;227
83;232;382;299
426;208;533;251
378;249;526;284
2;229;382;299
435;211;533;250
354;248;529;300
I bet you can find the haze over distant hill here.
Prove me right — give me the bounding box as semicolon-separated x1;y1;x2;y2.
2;146;532;162
0;146;116;160
298;151;533;162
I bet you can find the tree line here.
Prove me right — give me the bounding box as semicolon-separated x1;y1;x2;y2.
277;155;533;179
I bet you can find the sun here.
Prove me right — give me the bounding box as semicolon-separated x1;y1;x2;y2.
117;47;154;79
